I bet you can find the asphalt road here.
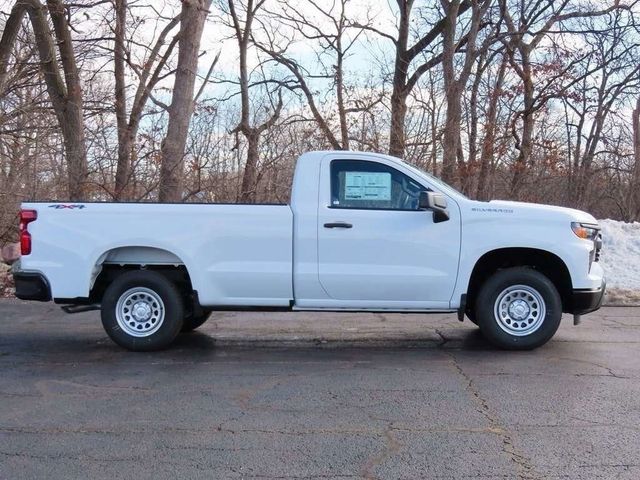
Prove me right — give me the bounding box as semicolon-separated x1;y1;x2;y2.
0;299;639;479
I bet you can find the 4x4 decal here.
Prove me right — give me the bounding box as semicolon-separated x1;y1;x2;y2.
48;204;86;210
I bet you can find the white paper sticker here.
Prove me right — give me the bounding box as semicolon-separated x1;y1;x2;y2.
344;172;391;200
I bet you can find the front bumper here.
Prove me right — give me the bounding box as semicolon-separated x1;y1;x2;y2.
12;266;51;302
566;279;606;315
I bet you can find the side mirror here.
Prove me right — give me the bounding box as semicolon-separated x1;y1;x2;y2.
419;191;450;223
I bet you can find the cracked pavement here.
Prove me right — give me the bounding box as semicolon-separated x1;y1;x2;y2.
0;299;639;479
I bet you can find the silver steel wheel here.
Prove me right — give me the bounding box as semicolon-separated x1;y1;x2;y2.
493;284;546;337
115;287;165;337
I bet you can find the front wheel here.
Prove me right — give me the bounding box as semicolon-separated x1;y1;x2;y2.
101;270;184;351
475;267;562;350
465;309;478;325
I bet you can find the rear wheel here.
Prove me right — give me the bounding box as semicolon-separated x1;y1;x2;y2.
101;270;184;351
475;267;562;350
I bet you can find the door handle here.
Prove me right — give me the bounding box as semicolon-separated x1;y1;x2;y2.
324;222;353;229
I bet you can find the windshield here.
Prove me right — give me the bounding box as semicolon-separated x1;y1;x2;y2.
401;162;469;200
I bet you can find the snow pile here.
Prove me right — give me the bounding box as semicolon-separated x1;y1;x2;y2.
599;219;640;305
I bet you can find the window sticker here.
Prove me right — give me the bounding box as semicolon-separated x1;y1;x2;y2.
344;172;391;200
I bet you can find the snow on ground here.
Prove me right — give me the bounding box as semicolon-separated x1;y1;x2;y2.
599;219;640;289
599;219;640;305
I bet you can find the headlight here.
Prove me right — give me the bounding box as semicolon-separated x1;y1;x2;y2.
571;222;599;240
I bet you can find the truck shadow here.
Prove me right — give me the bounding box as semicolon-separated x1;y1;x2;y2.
0;329;564;369
170;327;494;352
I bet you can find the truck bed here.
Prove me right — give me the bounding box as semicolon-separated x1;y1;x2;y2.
20;202;294;306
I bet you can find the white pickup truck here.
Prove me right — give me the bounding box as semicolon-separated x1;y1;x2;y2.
12;151;605;351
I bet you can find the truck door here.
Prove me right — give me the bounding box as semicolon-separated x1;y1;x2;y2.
317;157;461;309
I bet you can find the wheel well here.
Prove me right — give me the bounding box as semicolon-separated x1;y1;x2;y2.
89;246;192;303
99;246;182;265
90;264;193;303
466;248;572;312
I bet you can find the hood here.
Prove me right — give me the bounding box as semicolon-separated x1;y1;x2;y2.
477;200;599;225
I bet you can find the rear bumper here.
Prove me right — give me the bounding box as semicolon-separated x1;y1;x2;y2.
12;269;51;302
566;279;606;315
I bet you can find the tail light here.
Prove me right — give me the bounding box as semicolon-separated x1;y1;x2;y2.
19;209;37;255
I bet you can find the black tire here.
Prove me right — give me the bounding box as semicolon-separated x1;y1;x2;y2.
101;270;184;351
475;267;562;350
181;311;211;332
466;309;478;325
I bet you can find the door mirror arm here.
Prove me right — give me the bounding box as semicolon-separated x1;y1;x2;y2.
419;191;450;223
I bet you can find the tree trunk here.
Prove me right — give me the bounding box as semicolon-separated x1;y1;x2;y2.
388;1;410;159
441;86;462;184
158;0;211;202
510;52;534;199
239;132;259;202
231;0;282;203
113;0;130;200
440;0;462;185
336;48;349;150
386;0;473;159
575;100;609;209
60;108;87;200
389;87;408;158
631;97;640;221
113;12;180;200
567;95;586;208
440;0;489;188
477;55;506;200
0;0;88;200
465;59;483;196
47;0;88;200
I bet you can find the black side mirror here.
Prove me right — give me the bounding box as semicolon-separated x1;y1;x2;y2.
419;191;450;223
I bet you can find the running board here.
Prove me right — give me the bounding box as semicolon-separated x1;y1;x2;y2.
61;304;100;314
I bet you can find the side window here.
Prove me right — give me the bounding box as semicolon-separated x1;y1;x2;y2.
330;160;425;210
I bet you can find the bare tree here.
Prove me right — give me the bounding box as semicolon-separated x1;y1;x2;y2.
226;0;283;202
500;0;631;198
440;0;495;184
113;0;128;199
361;0;474;158
562;9;640;209
254;0;378;151
0;0;88;200
476;51;507;200
113;0;180;200
158;0;212;202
